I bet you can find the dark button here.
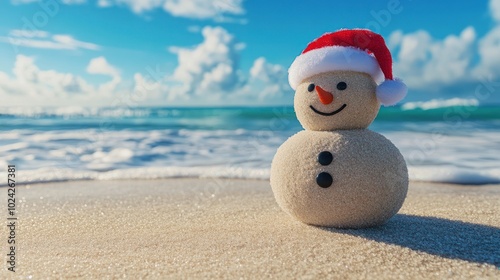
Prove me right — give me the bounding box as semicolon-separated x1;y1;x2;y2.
316;172;333;188
318;151;333;165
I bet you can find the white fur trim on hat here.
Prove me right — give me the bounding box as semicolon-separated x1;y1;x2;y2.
288;46;385;90
376;78;407;106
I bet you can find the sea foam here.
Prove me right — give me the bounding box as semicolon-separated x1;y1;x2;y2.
1;105;499;186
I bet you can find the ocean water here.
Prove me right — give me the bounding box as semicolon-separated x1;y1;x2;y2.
1;101;499;185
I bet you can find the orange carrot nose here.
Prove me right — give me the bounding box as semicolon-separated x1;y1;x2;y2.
316;85;334;105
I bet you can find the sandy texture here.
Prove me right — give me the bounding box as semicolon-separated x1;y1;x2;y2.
271;129;408;228
4;179;500;279
294;71;380;131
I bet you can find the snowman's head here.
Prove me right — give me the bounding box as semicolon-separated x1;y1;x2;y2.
289;29;408;131
294;71;380;131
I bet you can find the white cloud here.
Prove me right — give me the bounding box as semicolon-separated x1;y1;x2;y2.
97;0;113;8
424;27;475;83
490;0;500;22
52;34;100;50
100;0;164;13
0;30;100;51
0;55;93;101
387;30;403;49
87;56;120;77
390;27;476;89
163;0;244;20
396;30;431;63
86;57;122;93
166;26;289;104
9;29;49;38
380;0;500;97
247;57;289;101
168;26;241;98
0;25;291;107
132;73;169;102
16;0;245;21
389;0;500;95
0;55;128;107
250;57;286;83
474;26;500;77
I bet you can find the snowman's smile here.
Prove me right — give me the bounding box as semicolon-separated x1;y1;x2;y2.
310;104;347;116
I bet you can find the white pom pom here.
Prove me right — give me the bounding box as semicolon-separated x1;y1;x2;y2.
376;78;407;106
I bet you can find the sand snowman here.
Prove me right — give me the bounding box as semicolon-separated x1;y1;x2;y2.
271;29;409;228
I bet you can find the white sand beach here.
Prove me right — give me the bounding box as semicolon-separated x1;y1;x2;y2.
4;179;500;279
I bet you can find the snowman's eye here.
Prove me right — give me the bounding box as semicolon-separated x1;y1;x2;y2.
307;84;315;92
337;82;347;90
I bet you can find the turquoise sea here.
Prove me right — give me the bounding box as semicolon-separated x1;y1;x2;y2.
1;103;499;185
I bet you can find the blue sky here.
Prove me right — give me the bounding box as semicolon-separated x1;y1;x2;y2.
1;0;500;107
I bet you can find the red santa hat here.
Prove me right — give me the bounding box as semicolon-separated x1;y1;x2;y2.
288;29;407;106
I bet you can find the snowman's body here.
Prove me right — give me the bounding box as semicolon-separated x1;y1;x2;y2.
270;31;410;228
271;129;408;228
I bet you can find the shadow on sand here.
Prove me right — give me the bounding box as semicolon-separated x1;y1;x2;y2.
322;214;500;266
